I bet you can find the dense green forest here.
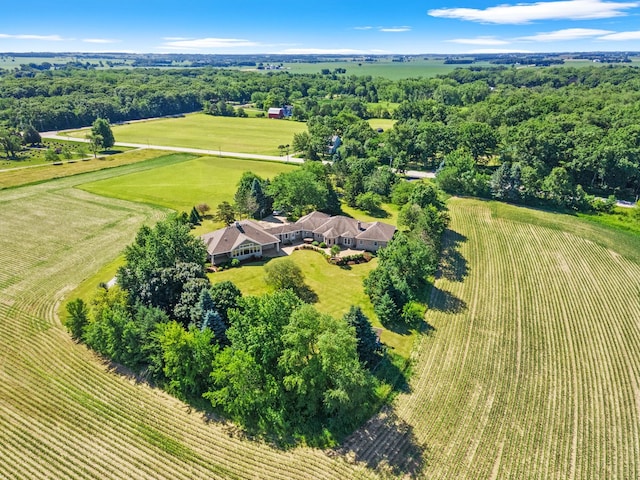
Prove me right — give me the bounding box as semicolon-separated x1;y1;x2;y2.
2;63;639;201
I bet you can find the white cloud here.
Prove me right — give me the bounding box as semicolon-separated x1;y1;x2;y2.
598;30;640;39
163;37;260;49
163;36;191;41
447;36;510;45
354;26;374;30
518;28;614;41
83;38;120;44
279;48;371;54
379;26;412;32
428;0;639;24
0;33;66;41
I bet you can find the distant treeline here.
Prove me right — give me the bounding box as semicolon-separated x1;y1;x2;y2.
1;64;639;197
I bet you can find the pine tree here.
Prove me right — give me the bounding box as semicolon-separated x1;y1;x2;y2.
202;309;228;345
344;306;381;368
189;206;201;226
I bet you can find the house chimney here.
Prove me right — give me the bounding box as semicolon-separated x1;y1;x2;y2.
357;221;362;230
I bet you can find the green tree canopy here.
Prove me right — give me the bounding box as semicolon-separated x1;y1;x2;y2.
91;118;115;148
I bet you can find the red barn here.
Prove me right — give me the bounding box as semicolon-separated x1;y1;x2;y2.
268;107;284;119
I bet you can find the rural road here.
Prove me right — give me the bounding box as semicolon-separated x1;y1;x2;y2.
40;132;436;179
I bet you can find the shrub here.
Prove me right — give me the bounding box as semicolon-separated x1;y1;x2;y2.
319;242;327;248
312;241;319;246
230;258;240;268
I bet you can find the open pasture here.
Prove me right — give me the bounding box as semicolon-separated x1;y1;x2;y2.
65;113;308;156
246;59;495;80
79;154;298;216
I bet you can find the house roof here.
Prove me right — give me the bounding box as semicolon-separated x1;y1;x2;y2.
313;215;367;238
295;211;331;231
268;107;283;114
355;221;396;242
264;222;300;235
200;213;395;255
201;220;279;255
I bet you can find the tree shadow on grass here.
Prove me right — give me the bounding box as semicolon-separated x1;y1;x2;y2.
366;207;391;219
332;407;428;478
295;284;318;304
429;286;467;314
438;229;469;282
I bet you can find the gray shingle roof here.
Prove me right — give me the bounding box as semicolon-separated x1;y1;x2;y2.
201;220;280;255
355;221;396;242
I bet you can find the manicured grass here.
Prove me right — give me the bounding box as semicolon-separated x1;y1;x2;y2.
0;148;176;190
367;118;396;131
341;202;400;227
79;154;298;215
210;250;415;358
64;113;308;156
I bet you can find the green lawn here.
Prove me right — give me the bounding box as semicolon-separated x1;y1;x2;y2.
79;154;298;216
367;118;396;131
341;202;400;226
64;113;308;156
210;250;414;357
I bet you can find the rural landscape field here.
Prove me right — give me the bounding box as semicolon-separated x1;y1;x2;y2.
1;145;639;477
3;0;640;477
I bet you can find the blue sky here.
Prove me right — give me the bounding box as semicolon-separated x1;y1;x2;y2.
2;0;640;54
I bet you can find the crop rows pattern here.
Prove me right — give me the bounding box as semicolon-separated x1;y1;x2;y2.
341;198;640;479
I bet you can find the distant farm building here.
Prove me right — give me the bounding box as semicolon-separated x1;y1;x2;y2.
268;107;284;119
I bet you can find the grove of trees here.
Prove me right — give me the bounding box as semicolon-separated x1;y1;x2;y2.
65;214;387;444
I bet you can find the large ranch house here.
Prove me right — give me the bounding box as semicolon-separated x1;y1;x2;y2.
201;211;395;265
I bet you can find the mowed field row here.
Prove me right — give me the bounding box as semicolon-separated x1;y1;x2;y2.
341;198;640;478
0;155;378;480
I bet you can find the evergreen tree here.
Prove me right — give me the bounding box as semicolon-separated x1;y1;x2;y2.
189;206;201;226
343;306;381;368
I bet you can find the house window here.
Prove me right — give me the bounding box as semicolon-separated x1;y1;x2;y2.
344;238;351;245
374;242;378;246
231;243;260;257
359;240;363;245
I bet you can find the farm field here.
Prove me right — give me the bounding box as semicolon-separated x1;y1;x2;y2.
244;59;496;80
0;148;171;190
64;113;308;156
79;154;298;216
342;197;640;478
0;161;378;480
2;145;640;479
